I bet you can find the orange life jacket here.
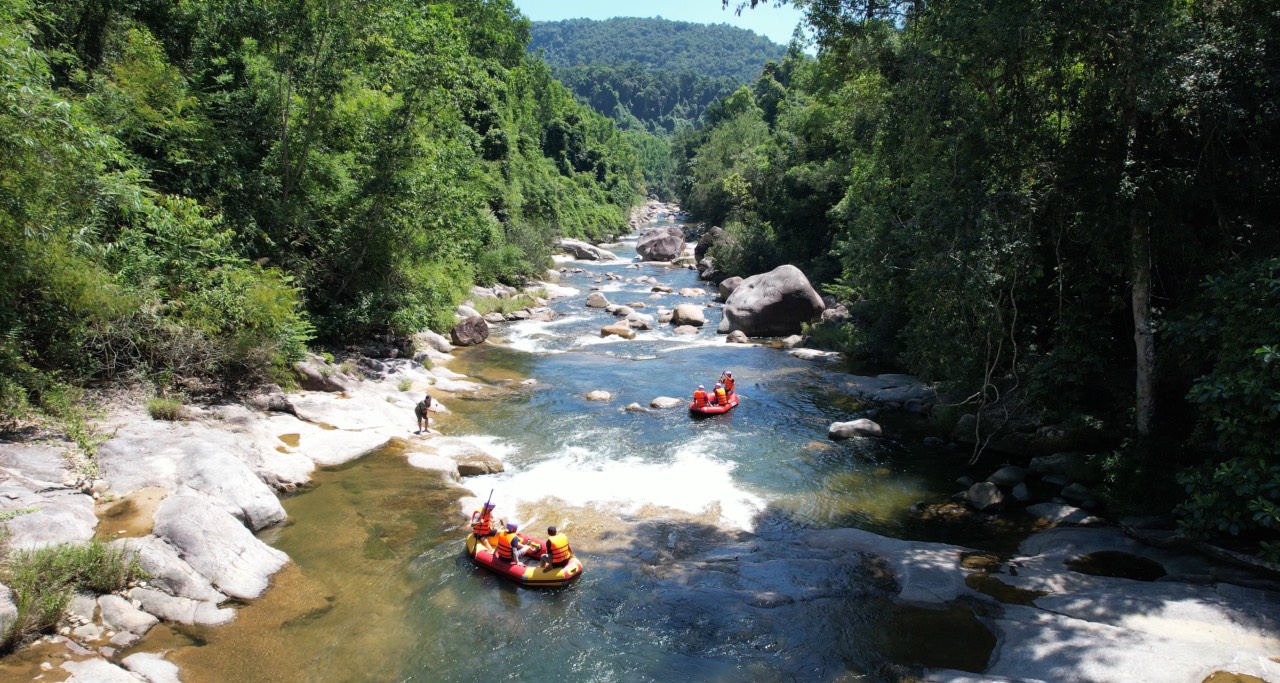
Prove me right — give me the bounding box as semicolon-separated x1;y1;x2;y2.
546;533;573;564
471;508;492;536
723;377;735;393
714;387;727;404
693;389;708;406
495;531;515;560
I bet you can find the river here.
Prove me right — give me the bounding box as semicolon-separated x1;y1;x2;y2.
135;215;1004;682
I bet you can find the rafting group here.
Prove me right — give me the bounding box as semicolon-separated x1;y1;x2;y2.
463;500;584;588
690;370;739;415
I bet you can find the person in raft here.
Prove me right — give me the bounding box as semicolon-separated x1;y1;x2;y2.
712;383;728;406
692;385;709;408
414;393;433;433
719;370;735;396
495;522;524;563
470;502;496;549
540;526;574;569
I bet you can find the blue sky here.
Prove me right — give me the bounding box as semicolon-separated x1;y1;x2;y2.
512;0;807;47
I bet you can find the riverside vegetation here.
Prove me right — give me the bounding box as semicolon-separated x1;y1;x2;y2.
0;0;1278;660
685;0;1279;561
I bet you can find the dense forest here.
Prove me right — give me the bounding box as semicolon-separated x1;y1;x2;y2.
530;18;791;197
684;0;1279;555
530;17;788;82
0;0;644;423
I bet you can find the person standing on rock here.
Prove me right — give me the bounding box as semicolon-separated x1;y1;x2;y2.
414;393;433;434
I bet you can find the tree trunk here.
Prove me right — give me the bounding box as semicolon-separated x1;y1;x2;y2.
1131;206;1154;436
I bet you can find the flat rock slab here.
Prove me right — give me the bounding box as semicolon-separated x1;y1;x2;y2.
152;492;288;600
0;443;74;486
61;659;143;683
130;586;234;626
4;489;97;550
122;652;182;683
113;536;226;603
98;594;158;635
803;528;977;606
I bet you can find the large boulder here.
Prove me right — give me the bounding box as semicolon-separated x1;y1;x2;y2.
152;493;289;600
586;292;610;308
967;482;1006;512
601;323;636;340
450;316;489;346
98;594;159;635
176;450;286;531
717;276;743;302
413;330;454;354
635;226;685;262
719;265;825;337
292;357;354;392
559;238;616;261
112;536;227;603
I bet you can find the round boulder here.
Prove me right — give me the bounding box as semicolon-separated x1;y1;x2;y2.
720;265;825;337
671;304;706;327
586;390;612;401
450;316;489;346
650;397;683;409
967;482;1006;512
828;419;883;440
636;227;685;262
586;292;610;308
601;324;636;340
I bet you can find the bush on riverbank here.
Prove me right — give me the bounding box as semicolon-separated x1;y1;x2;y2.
0;541;146;653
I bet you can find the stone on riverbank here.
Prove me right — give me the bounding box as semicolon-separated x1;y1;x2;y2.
717;276;742;302
967;482;1005;511
152;493;288;600
113;537;227;603
450;316;489;346
587;292;610;308
60;659;143;683
98;594;158;635
122;653;182;683
177;449;286;531
1;489;97;550
601;323;635;340
129;587;234;626
560;238;616;261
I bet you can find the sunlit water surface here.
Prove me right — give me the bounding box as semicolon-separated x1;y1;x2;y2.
130;218;1000;682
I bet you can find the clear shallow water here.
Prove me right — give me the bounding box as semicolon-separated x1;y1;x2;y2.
131;219;998;682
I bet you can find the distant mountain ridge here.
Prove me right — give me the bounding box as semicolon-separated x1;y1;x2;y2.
529;17;789;83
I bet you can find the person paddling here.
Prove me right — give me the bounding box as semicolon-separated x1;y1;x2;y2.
470;502;496;550
719;371;735;396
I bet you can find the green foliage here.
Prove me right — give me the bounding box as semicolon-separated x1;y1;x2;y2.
1176;458;1280;561
146;397;185;421
470;293;541;316
397;379;413;392
0;0;643;414
0;541;146;653
530;18;787;82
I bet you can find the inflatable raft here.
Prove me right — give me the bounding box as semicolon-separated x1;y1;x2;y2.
465;534;584;588
689;393;739;415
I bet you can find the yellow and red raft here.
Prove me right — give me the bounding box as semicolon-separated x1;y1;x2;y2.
465;534;584;588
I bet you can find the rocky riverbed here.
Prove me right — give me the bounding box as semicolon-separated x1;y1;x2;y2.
2;212;1279;681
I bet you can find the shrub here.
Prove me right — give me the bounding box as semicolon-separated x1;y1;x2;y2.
0;542;146;653
146;397;185;421
1175;457;1280;561
471;294;541;316
397;379;413;392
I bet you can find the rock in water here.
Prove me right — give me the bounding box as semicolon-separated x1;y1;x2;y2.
636;226;685;261
721;265;825;337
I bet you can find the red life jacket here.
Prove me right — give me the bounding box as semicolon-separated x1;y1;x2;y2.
693;390;708;406
471;509;492;536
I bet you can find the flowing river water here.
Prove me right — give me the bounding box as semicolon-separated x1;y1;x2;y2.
131;216;1012;682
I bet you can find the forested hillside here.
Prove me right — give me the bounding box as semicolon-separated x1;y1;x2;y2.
688;1;1280;553
528;17;789;198
530;18;788;82
0;0;642;422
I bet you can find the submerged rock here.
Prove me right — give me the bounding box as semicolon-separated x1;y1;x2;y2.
828;419;883;440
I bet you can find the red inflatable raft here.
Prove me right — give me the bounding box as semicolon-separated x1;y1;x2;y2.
465;534;584;588
689;393;739;415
